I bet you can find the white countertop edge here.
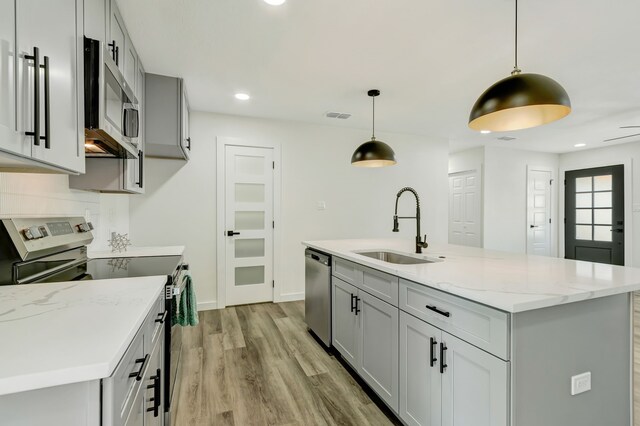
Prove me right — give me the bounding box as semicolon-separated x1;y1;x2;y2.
0;362;111;396
303;240;640;313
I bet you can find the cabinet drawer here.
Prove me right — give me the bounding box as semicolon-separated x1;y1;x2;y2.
399;279;509;360
144;292;165;352
104;329;146;426
333;258;363;287
361;266;399;307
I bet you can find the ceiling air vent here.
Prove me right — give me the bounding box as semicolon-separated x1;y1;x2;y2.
325;112;351;120
497;136;516;141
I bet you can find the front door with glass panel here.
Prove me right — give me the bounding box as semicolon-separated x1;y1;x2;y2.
225;145;274;305
565;165;624;265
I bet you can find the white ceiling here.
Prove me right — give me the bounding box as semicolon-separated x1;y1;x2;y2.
118;0;640;154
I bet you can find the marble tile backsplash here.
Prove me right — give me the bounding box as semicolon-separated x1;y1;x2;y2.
0;173;129;250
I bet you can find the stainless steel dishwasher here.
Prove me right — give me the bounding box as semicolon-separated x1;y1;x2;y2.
305;248;332;347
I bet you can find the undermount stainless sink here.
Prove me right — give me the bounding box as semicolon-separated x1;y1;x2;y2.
357;251;441;265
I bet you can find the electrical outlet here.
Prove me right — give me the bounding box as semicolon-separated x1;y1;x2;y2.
571;372;591;396
317;201;326;211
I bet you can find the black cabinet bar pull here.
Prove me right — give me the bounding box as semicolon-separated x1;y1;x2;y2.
41;56;50;149
426;305;451;318
146;369;161;417
136;150;143;188
440;343;448;374
24;46;40;145
186;137;191;150
430;337;437;367
155;311;167;324
129;354;149;381
354;297;361;315
226;230;240;236
350;293;356;313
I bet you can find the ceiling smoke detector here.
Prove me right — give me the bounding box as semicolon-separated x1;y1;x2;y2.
497;136;516;141
325;112;351;120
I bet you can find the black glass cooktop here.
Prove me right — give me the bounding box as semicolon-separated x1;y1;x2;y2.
31;255;182;284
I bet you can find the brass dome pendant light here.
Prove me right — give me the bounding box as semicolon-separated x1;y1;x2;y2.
351;89;397;167
469;0;571;132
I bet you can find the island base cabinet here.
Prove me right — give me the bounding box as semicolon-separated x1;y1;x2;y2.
399;312;442;426
399;311;508;426
332;277;399;413
359;290;399;412
332;278;360;368
440;333;508;426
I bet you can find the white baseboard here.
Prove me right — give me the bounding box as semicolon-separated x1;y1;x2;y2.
276;292;304;303
197;300;218;311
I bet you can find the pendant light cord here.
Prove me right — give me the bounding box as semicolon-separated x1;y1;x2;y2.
512;0;521;75
371;95;376;140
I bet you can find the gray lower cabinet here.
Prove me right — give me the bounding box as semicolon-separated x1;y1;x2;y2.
399;312;442;426
399;311;508;426
0;0;84;173
332;276;399;413
440;332;508;426
332;278;359;368
359;290;399;412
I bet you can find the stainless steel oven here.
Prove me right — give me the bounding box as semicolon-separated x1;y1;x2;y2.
83;36;139;159
0;217;186;425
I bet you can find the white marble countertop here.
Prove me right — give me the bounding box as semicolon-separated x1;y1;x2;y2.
303;238;640;313
0;276;166;396
88;245;185;259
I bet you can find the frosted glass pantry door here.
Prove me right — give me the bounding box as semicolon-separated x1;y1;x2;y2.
224;145;274;305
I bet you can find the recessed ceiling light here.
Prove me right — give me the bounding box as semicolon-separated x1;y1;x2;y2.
264;0;286;5
574;143;586;147
480;130;491;134
234;93;250;100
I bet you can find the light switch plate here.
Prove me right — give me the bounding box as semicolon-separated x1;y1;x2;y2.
571;372;591;395
316;201;326;211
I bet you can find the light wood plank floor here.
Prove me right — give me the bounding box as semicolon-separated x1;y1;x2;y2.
174;301;400;426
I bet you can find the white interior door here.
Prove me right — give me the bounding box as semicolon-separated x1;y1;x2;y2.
448;171;482;247
224;145;274;306
527;169;552;256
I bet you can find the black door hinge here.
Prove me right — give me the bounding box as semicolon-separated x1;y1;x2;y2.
272;280;275;288
272;221;275;228
272;161;275;169
564;218;567;224
564;179;567;185
549;218;551;224
550;179;553;185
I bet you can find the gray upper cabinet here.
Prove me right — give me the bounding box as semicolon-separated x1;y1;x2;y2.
0;0;84;173
146;73;191;160
108;0;126;77
107;0;137;92
0;0;23;159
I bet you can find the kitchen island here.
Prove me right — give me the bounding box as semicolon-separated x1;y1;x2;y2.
304;238;640;426
0;277;167;425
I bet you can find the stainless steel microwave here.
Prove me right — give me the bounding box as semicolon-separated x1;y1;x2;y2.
84;37;138;158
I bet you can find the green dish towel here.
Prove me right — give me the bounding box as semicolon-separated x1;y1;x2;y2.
177;273;199;326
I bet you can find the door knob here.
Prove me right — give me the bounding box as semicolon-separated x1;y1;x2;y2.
530;225;540;229
226;230;240;236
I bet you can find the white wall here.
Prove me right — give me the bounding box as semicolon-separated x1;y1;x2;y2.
448;147;484;174
560;141;640;266
482;146;559;254
0;173;129;250
130;112;449;309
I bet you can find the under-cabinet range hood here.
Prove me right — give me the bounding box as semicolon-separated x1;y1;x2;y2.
84;37;138;159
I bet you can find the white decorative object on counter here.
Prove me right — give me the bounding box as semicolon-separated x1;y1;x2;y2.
108;232;132;253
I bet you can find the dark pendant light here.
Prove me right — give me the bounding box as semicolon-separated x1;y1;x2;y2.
468;0;571;132
351;89;397;167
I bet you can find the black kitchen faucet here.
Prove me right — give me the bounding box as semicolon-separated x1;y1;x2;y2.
393;187;429;254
